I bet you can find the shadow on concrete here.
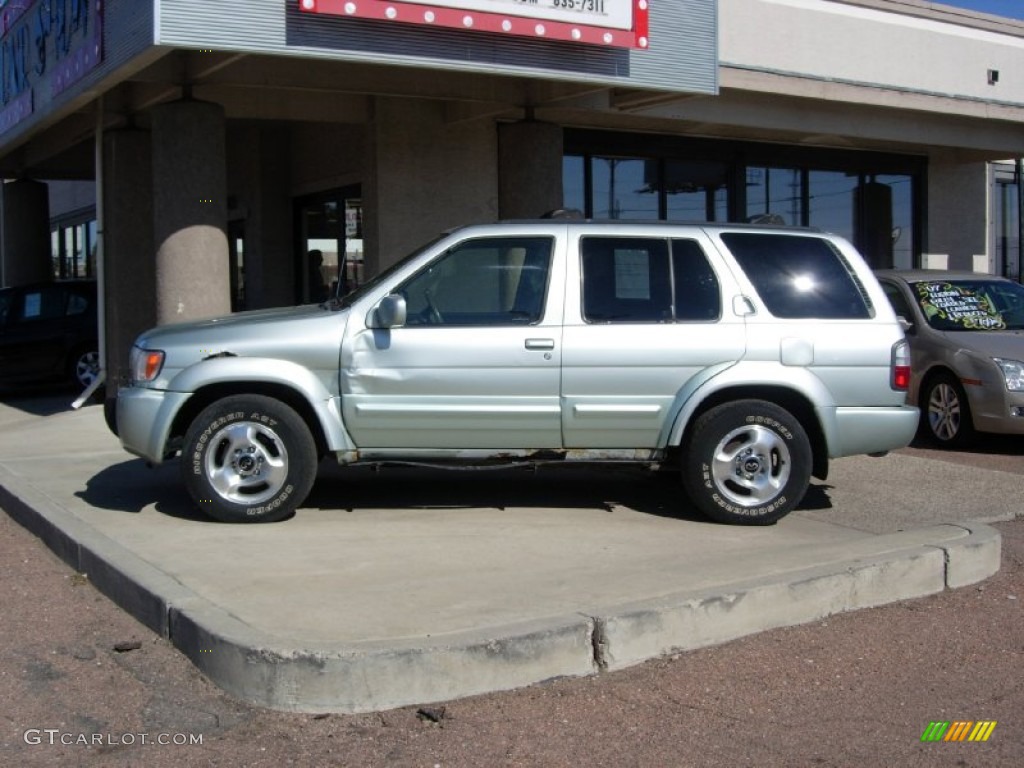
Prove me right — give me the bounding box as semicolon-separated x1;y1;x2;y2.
308;463;740;524
75;459;205;522
0;390;80;418
76;457;837;526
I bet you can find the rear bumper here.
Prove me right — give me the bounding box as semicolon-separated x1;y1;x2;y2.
827;405;920;457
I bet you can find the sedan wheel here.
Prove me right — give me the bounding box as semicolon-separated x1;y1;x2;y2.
71;348;100;389
923;373;975;448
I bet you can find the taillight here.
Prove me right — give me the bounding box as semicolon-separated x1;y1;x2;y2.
891;340;910;391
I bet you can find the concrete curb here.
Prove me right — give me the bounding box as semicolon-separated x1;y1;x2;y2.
0;461;1003;714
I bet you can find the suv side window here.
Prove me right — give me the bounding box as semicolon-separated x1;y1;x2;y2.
672;239;722;321
721;233;872;319
398;236;553;327
581;237;720;323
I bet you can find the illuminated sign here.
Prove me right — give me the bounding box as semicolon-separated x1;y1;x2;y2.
298;0;650;49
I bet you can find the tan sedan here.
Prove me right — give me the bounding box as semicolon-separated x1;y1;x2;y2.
876;270;1024;447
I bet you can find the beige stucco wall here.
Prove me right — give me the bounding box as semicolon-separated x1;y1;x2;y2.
363;97;499;277
928;159;990;271
720;0;1024;111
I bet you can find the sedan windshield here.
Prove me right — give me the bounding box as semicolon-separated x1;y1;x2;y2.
911;279;1024;331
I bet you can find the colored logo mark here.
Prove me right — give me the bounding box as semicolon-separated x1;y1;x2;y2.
921;721;997;742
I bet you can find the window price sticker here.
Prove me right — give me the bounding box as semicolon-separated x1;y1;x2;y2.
299;0;650;49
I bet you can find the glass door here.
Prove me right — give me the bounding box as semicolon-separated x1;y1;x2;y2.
295;186;363;304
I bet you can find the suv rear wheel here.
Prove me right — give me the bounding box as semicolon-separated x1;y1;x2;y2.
182;395;318;523
682;400;811;525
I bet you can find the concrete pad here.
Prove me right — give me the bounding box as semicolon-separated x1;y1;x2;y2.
0;399;1004;713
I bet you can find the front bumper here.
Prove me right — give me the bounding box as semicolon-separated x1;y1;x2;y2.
116;386;192;463
968;385;1024;436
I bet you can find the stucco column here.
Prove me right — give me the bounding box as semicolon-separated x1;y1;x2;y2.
498;121;563;220
0;179;51;286
103;128;155;390
928;158;989;271
151;99;230;324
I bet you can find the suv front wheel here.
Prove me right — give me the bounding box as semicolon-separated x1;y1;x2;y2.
682;400;812;525
182;395;318;523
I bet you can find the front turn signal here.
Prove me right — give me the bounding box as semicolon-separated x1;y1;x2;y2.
130;346;165;383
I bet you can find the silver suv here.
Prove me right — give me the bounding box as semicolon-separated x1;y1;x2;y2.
115;221;917;525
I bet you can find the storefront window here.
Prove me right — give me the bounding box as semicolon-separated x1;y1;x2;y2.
563;132;923;268
665;160;728;222
591;157;658;219
808;170;856;240
877;175;914;270
746;167;802;226
994;164;1021;281
51;212;95;279
563;155;585;213
295;186;362;303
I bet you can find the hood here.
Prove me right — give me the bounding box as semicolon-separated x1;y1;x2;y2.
942;328;1024;360
137;304;337;348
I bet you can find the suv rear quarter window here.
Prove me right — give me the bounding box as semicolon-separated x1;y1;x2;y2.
722;233;872;319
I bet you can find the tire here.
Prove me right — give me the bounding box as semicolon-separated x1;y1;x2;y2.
68;345;100;390
921;372;975;449
181;395;318;523
682;400;812;525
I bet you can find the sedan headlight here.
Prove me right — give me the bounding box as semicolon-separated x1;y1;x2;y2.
130;346;165;383
993;357;1024;392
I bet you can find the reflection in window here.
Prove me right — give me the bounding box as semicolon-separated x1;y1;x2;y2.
592;158;658;219
723;233;872;319
563;138;921;267
746;167;802;226
875;175;913;270
399;237;553;326
665;161;728;222
563;155;585;213
808;171;856;240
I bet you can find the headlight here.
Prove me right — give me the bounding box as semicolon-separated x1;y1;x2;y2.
130;346;165;383
993;357;1024;392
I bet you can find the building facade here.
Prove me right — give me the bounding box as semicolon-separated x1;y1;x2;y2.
0;0;1022;390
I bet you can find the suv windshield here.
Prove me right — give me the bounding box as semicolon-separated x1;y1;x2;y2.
910;279;1024;331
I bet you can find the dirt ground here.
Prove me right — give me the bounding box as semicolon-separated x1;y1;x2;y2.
0;501;1021;767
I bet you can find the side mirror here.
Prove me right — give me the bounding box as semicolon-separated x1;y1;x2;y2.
368;294;407;329
897;315;914;334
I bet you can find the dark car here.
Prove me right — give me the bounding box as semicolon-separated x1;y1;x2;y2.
0;280;99;391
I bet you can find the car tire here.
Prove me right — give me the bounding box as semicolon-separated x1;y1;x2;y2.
921;372;975;448
681;400;811;525
68;344;100;390
181;395;318;523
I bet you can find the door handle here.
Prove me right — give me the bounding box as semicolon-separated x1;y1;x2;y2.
525;338;555;351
